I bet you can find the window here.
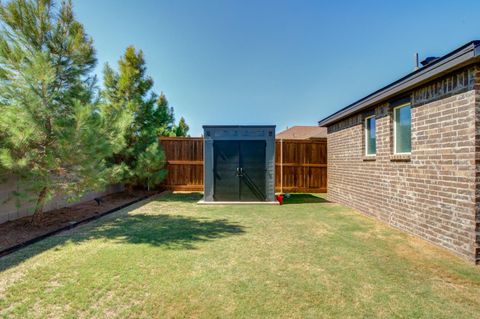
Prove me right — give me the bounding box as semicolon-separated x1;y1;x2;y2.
393;104;411;154
365;116;376;155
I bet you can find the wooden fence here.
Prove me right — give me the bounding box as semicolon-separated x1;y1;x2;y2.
160;137;204;191
275;139;327;193
159;137;327;193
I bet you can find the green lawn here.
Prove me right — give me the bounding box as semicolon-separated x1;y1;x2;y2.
1;192;479;318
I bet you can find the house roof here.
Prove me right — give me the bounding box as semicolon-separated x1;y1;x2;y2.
276;126;327;140
318;41;480;127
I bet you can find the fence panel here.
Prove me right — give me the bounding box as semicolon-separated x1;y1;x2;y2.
159;137;327;193
275;139;327;193
160;137;204;191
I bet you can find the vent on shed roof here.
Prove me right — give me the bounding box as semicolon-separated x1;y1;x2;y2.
420;56;439;66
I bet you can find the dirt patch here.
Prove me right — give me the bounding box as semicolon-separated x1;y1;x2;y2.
0;191;155;254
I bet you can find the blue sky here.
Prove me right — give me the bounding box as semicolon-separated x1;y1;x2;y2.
73;0;480;136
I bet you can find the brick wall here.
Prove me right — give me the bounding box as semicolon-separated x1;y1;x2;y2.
327;66;480;263
475;66;480;263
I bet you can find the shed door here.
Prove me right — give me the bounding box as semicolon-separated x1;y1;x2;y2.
213;140;266;202
239;141;266;201
213;141;240;201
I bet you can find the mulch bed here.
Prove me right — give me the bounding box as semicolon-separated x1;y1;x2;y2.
0;191;156;255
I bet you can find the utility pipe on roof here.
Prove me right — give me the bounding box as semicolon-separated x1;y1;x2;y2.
318;41;480;127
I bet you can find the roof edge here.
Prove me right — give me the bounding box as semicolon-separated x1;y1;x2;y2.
318;41;480;127
202;125;276;128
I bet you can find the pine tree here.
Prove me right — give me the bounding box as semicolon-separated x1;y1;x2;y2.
0;0;128;224
154;93;176;137
135;143;167;191
102;46;172;190
175;117;190;137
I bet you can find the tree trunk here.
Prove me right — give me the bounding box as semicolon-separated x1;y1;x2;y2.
31;187;48;226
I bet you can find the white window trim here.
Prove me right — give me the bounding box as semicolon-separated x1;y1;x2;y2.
364;115;376;156
393;103;412;155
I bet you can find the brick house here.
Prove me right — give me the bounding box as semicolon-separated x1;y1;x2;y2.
318;41;480;264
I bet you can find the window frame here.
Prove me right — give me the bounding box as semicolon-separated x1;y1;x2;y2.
393;103;412;155
364;115;376;156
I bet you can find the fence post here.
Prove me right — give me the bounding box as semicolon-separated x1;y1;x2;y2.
280;138;283;194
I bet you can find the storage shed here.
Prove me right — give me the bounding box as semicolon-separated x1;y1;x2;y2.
202;125;276;203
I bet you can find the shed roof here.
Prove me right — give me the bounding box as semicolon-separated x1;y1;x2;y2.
203;125;275;129
318;41;480;127
276;126;327;140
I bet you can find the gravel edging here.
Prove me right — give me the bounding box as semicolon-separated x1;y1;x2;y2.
0;193;155;258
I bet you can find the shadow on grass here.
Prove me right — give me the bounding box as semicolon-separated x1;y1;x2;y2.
0;195;245;272
81;213;245;249
283;193;329;204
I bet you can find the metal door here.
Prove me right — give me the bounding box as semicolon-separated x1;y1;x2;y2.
239;141;266;201
213;140;266;201
213;141;240;201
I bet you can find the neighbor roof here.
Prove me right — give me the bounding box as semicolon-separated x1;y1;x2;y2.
276;126;327;140
318;41;480;127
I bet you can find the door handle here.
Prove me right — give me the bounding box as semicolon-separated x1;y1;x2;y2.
236;167;244;177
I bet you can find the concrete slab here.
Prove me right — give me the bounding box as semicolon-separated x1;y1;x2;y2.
197;200;279;205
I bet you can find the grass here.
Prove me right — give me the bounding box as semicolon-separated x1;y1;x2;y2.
0;192;479;318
